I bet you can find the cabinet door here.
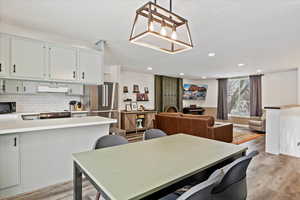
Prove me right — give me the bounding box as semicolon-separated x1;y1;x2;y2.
22;81;37;94
10;36;46;79
68;84;83;96
49;45;78;81
0;34;9;76
78;49;103;84
0;134;20;189
4;79;22;94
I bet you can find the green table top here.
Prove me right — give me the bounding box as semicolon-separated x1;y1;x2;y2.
73;134;247;200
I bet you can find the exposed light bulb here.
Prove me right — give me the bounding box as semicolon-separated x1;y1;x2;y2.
149;21;154;31
171;25;177;40
160;20;167;36
160;26;167;36
171;30;177;40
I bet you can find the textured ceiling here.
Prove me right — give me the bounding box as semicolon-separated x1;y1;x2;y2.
1;0;300;79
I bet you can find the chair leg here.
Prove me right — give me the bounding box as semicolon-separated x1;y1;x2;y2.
95;192;101;200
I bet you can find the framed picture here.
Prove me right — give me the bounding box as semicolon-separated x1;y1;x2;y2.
131;102;138;111
125;104;132;111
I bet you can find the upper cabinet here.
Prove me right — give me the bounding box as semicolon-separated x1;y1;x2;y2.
78;49;103;85
48;44;78;81
0;34;10;76
0;33;103;84
10;36;46;80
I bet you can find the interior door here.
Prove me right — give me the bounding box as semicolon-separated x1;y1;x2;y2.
48;44;78;81
0;134;20;189
0;34;9;76
78;49;102;84
10;36;46;79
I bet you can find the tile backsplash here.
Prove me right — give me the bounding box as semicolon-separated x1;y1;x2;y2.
0;93;81;113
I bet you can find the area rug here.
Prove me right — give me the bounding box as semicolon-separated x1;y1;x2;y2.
126;128;263;144
232;126;263;145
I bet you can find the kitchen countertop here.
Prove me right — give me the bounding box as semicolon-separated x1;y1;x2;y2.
264;104;300;110
0;116;117;135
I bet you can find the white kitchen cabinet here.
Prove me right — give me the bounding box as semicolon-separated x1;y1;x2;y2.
0;134;20;189
10;36;46;80
68;84;83;96
48;45;78;81
0;80;5;94
78;49;103;84
4;79;22;94
22;81;37;94
0;34;9;77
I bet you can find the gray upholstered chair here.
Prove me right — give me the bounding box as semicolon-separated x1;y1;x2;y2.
144;129;167;140
94;135;129;200
161;151;259;200
94;135;128;149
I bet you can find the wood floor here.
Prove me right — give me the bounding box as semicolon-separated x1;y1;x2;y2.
2;136;300;200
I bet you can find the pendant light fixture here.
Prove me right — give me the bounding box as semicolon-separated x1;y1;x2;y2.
129;0;193;54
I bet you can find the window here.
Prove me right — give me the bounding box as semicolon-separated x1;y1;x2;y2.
227;78;250;116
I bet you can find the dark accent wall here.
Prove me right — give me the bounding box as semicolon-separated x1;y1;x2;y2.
155;75;183;112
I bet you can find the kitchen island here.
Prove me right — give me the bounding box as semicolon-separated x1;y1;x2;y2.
0;116;116;198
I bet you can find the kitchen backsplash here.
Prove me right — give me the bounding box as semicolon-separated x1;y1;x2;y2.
0;93;81;113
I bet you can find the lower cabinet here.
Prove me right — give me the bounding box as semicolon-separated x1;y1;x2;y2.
0;134;20;189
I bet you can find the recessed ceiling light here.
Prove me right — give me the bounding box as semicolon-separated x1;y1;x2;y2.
202;76;207;79
256;69;262;73
179;73;185;76
208;52;216;57
238;63;245;67
147;67;153;71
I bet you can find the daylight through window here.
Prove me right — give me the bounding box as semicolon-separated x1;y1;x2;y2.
227;77;250;116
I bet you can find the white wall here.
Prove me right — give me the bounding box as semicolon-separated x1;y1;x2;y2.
262;70;298;107
119;71;155;110
183;70;298;108
183;79;218;108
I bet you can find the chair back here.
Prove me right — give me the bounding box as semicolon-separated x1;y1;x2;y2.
94;135;128;150
211;151;259;200
144;129;167;140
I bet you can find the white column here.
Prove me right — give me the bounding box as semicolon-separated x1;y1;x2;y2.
297;68;300;104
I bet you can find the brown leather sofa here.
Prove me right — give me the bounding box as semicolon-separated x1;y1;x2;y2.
153;113;233;143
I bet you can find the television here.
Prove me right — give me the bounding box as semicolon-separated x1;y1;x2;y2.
183;84;208;100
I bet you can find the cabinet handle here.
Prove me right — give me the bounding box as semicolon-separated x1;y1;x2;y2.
16;86;19;92
73;71;76;79
13;64;16;73
82;72;85;80
0;63;2;72
14;137;17;147
24;86;26;92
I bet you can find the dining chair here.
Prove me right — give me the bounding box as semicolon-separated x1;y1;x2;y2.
93;135;129;200
161;151;259;200
144;129;167;140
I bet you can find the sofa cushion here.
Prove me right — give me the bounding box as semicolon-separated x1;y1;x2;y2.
181;114;215;126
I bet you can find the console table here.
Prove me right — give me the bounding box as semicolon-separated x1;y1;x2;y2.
121;110;157;133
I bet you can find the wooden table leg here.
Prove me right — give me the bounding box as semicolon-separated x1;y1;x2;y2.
74;162;82;200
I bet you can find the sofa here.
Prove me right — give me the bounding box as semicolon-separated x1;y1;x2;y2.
153;113;233;143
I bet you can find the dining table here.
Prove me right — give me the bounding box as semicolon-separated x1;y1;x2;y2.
72;134;248;200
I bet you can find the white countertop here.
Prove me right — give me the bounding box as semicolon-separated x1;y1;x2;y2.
0;116;117;135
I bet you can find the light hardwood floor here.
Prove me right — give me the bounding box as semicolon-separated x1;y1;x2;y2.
2;136;300;200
